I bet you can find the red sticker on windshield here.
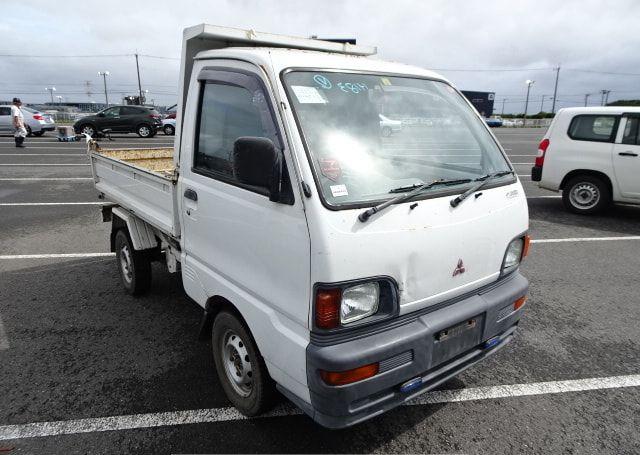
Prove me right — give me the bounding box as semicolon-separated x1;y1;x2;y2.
319;158;342;181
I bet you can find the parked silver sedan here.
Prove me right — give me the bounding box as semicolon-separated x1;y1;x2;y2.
0;105;57;136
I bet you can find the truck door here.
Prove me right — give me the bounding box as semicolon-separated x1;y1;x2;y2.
612;115;640;199
178;65;311;336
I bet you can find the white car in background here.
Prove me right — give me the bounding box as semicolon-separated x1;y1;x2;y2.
0;105;57;136
531;106;640;213
379;114;402;136
162;117;176;135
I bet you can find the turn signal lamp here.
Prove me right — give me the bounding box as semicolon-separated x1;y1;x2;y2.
320;363;379;386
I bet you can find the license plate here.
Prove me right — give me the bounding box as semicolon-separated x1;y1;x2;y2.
432;315;484;366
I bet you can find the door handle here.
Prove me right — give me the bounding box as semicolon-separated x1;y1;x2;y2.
184;188;198;201
618;152;638;157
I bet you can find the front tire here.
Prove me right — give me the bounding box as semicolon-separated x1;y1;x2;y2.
33;131;45;137
26;125;32;137
114;229;152;296
163;124;175;136
562;175;611;214
381;126;392;137
212;311;275;416
79;124;96;137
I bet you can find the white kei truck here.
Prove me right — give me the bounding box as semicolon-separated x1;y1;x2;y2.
88;24;530;428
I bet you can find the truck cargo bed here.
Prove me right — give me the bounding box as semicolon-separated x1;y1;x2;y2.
89;146;178;237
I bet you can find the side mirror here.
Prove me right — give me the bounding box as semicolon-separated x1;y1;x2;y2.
97;112;105;117
233;137;282;202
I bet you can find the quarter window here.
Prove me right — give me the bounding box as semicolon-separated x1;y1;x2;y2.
120;106;141;115
194;82;272;178
568;115;618;142
622;117;640;145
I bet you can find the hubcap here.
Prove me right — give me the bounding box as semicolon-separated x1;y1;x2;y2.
570;182;600;209
119;244;133;284
82;126;94;136
221;329;253;397
139;126;150;137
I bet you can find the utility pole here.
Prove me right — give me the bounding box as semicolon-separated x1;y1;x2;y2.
98;71;110;106
551;65;560;114
501;98;506;116
540;95;546;113
584;93;590;107
135;53;143;105
45;87;56;104
523;80;535;127
600;89;611;106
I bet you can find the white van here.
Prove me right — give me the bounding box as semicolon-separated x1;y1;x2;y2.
531;107;640;213
88;24;530;428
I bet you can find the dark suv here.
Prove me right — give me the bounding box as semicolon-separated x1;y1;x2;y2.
74;105;162;138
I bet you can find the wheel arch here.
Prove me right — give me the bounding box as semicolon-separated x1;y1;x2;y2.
198;295;247;341
560;169;613;195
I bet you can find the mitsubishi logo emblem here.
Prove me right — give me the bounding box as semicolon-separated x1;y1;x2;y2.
452;259;466;277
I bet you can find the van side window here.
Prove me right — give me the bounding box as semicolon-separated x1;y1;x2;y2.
622;117;640;145
194;83;267;178
0;107;11;116
568;115;617;142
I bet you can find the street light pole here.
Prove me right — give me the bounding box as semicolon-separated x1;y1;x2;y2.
45;87;56;104
551;65;560;114
501;98;506;116
98;71;110;107
523;80;535;127
584;93;590;107
540;95;546;113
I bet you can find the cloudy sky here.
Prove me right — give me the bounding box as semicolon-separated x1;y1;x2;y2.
2;0;639;113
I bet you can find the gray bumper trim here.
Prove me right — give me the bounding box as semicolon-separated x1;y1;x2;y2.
300;272;528;428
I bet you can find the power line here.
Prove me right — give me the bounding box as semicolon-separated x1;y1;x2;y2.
565;68;640;77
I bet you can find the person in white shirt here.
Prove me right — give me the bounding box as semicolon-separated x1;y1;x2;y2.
11;97;26;148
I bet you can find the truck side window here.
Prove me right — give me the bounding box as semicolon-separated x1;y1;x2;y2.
622;117;640;145
568;115;618;142
195;83;267;178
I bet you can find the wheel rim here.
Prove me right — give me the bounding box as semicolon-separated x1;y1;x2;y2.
569;182;600;209
119;244;133;284
139;126;150;137
82;125;94;136
221;329;253;397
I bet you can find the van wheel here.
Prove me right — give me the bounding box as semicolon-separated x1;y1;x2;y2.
163;124;175;136
562;175;611;214
212;311;274;416
136;124;153;138
114;229;152;295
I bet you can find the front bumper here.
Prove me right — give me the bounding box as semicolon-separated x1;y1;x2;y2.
298;272;528;428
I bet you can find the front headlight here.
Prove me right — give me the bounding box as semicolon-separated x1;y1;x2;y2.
502;236;529;274
341;282;379;324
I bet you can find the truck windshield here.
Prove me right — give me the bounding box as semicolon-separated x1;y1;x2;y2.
283;71;512;207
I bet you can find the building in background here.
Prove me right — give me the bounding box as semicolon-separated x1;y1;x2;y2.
461;91;495;117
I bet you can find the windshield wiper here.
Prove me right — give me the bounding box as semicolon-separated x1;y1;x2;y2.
449;171;514;208
358;178;472;222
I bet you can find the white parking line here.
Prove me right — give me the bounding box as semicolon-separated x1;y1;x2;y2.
0;178;93;181
531;236;640;244
0;153;85;156
0;374;637;441
0;315;8;351
526;195;561;199
0;253;115;259
0;202;102;206
511;163;534;165
0;164;89;166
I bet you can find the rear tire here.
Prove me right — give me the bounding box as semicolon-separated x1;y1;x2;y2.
33;131;45;137
164;124;175;136
114;229;152;296
79;124;96;138
136;124;153;138
26;125;32;137
381;126;392;137
212;311;275;416
562;175;611;215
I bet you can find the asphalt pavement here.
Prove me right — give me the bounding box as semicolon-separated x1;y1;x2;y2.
0;128;638;454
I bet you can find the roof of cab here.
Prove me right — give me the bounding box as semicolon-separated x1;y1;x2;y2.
194;47;449;82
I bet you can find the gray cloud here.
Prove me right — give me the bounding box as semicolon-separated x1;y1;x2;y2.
1;0;639;112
